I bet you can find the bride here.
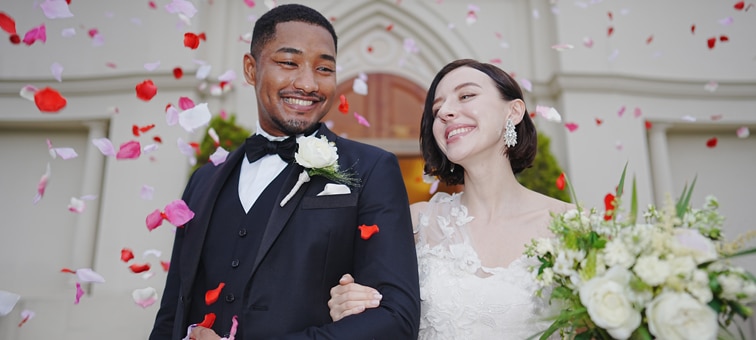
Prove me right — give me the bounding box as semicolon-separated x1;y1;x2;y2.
328;59;572;338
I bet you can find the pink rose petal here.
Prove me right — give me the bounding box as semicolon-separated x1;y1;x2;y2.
565;122;579;132
633;107;642;118
177;96;195;110
519;78;533;92
33;163;51;204
617;105;626;117
210;147;229;166
92;138;116;157
354;112;370;127
583;36;594;48
244;0;256;7
145;209;163;231
74;282;84;304
20;85;38;101
164;199;195;226
68;197;85;213
736;127;750;138
141;185;155;200
54;147;78;160
40;0;74;19
116;140;141;160
23;24;47;45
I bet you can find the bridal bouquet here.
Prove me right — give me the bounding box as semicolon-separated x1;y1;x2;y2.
525;167;756;340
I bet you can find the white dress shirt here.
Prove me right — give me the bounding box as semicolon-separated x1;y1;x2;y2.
238;124;292;213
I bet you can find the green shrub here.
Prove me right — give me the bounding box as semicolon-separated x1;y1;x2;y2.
517;133;571;202
191;114;251;173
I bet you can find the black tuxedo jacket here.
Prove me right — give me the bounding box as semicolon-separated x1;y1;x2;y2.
150;125;420;339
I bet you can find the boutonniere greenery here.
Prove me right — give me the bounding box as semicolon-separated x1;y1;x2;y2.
280;135;360;207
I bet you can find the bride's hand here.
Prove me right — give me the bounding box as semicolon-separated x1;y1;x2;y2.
328;274;382;321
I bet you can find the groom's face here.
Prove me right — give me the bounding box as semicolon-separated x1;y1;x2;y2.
243;21;337;137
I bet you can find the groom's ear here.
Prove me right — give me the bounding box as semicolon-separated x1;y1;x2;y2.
243;53;257;86
508;99;526;124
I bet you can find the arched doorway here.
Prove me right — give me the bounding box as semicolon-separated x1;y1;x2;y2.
325;73;461;203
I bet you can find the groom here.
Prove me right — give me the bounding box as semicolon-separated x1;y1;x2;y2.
149;4;420;340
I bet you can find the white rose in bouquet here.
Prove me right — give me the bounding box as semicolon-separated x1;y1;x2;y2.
646;291;717;340
579;266;641;340
295;135;339;169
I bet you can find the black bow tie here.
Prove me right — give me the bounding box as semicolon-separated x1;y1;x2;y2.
244;134;297;163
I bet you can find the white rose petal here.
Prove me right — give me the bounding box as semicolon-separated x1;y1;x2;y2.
647;292;717;340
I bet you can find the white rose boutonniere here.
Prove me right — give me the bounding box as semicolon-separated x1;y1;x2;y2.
280;135;359;207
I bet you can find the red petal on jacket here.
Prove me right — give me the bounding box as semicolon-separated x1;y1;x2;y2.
184;32;200;49
358;224;380;240
135;79;158;101
120;248;135;262
128;263;151;273
205;282;225;305
197;313;216;328
34;87;67;113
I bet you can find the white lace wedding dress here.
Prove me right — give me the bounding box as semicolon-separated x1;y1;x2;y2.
415;192;557;339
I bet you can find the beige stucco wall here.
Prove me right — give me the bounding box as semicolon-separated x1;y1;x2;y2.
1;0;754;338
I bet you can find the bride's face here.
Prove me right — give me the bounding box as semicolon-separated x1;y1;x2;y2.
430;66;514;165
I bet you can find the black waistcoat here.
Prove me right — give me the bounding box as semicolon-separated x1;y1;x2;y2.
186;160;294;337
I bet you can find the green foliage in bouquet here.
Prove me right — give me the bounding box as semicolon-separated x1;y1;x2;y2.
524;164;756;340
191;114;251;173
517;133;571;202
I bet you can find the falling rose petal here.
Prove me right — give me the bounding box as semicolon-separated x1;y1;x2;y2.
0;290;21;316
132;287;158;308
144;61;161;71
141;185;155;200
358;224;380;240
53;147;77;159
178;96;195;110
160;261;170;272
0;12;17;35
143;249;162;259
205;282;225;305
116;140;141;160
564;122;579;132
17;309;34;327
429;179;439;195
146;209;163;231
607;26;614;37
403;38;419;54
645;120;653;130
489;58;502;64
736;127;750;138
23;24;47;45
551;43;574;51
603;193;616;221
595;118;603;126
34;87;67;113
338;95;349;114
556;173;566;191
183;32;200;49
106;106;119;115
165;105;179;126
646;35;653;44
244;0;256;7
40;0;74;19
719;35;729;42
465;11;477;25
74;282;84;304
217;70;236;82
177;138;195;157
135;79;158;101
90;32;104;47
196;64;212;80
704;81;718;92
121;248;135;262
681;115;697;122
33;163;51;204
61;27;75;37
197;313;216;328
209;147;229;166
51;62;64;82
76;268;105;283
535;105;562;122
352;78;368;95
92;137;116;157
519;78;533;92
143;143;159;154
352;112;369;127
67;197;85;213
20;85;37;101
208;128;220;147
129;263;151;274
707;37;716;49
608;49;619;61
719;17;734;26
617;105;626;117
615;140;623;151
165;0;198;18
633;107;642;118
172;67;183;79
178;103;211;132
164;199;195;226
706;137;718;148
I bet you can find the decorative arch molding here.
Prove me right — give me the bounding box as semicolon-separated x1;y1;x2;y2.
324;0;473;88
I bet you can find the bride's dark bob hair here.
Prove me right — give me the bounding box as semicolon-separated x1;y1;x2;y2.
420;59;537;185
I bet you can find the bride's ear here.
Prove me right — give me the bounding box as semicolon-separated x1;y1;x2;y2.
508;99;526;124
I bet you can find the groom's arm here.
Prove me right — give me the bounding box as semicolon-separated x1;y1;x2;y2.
275;151;421;339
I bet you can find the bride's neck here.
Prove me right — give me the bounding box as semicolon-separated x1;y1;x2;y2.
460;161;525;219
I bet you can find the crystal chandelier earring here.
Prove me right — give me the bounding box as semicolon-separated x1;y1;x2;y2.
504;118;517;147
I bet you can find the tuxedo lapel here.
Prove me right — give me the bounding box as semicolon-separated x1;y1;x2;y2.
179;147;246;296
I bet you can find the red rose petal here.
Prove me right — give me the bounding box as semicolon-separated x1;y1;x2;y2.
9;34;20;44
719;35;729;42
595;118;603;126
139;124;156;133
607;26;614;37
338;94;349;114
603;193;616;221
184;32;199;49
644;120;653;130
132;125;140;137
706;137;718;148
205;282;225;305
707;37;716;49
690;24;696;34
172;67;183;79
734;1;745;10
386;23;393;31
160;260;170;272
198;32;206;41
358;224;379;240
646;35;653;44
556;173;566;191
135;79;158;101
197;313;216;328
121;248;135;262
129;263;151;273
61;268;76;274
0;11;17;35
153;136;163;143
34;87;67;113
